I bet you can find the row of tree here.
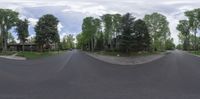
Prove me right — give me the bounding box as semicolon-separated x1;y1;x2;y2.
0;8;75;52
77;13;175;53
177;8;200;51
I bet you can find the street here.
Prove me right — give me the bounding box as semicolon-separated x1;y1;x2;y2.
0;50;200;99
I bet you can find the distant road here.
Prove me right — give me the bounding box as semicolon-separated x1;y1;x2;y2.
0;50;200;99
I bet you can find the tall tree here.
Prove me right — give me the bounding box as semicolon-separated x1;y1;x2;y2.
101;14;113;49
119;13;135;53
82;17;95;51
81;17;101;51
133;19;151;51
7;32;16;44
76;33;84;50
62;34;75;50
35;14;60;51
176;20;190;50
0;9;19;52
112;14;122;50
144;12;170;51
185;9;200;51
93;18;102;50
165;38;175;50
16;19;29;52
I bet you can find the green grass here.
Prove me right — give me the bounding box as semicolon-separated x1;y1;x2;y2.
16;51;66;59
190;51;200;56
0;51;16;56
95;51;161;57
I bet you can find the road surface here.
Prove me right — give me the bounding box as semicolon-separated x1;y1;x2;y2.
0;50;200;99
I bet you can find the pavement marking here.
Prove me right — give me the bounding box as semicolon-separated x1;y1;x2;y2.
56;51;74;72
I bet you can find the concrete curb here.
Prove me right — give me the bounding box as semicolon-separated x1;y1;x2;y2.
0;56;26;60
85;52;167;66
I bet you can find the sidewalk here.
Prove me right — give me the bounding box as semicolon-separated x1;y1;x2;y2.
0;53;26;60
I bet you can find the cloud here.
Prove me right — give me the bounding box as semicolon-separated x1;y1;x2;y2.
1;0;200;45
58;22;64;32
28;18;38;26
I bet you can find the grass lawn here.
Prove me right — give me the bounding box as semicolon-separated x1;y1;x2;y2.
0;51;16;56
95;51;161;57
16;51;66;59
190;51;200;56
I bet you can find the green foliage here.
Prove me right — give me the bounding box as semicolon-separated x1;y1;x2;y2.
133;19;151;51
177;20;190;50
35;14;60;51
0;36;2;51
165;38;175;50
81;17;102;51
118;13;135;52
144;12;170;51
77;12;172;53
16;19;29;43
190;34;200;50
177;9;200;51
176;44;183;50
7;32;16;44
61;34;75;50
0;9;19;51
184;8;200;51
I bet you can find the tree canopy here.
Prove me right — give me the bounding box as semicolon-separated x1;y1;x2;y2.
35;14;60;51
144;12;170;51
0;9;19;51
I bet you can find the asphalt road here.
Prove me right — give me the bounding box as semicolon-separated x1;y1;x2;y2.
0;50;200;99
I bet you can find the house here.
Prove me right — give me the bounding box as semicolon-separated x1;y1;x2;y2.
8;43;37;51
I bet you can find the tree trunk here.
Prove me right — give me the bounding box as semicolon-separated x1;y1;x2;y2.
195;30;197;51
2;33;7;52
91;38;94;52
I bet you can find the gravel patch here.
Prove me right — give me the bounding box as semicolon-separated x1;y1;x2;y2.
86;52;167;65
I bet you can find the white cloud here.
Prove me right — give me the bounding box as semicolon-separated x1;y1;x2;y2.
58;22;64;32
28;18;38;26
1;0;200;45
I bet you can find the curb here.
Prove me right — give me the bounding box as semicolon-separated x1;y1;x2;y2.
84;52;167;66
0;56;26;61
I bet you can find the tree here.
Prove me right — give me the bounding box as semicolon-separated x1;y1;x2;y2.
176;20;190;50
0;9;19;52
7;32;16;44
165;38;175;50
133;19;151;51
62;34;75;50
81;17;102;51
101;14;122;50
112;14;122;50
76;33;84;50
185;9;200;51
35;14;60;51
91;18;102;51
119;13;135;53
0;35;2;51
144;12;170;51
189;34;200;50
16;19;29;52
101;14;113;49
81;17;95;51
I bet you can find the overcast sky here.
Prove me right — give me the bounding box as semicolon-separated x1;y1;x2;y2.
0;0;200;44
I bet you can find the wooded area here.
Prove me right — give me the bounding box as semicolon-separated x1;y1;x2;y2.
76;13;175;53
177;8;200;51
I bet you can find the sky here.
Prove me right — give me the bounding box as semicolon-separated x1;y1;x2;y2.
0;0;200;44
